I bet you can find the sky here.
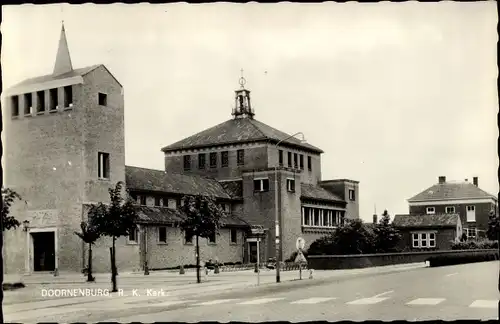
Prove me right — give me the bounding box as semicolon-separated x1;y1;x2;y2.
2;2;498;223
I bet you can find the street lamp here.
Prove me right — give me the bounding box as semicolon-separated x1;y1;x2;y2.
274;132;306;283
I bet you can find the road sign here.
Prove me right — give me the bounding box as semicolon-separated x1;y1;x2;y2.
295;250;307;264
296;237;305;250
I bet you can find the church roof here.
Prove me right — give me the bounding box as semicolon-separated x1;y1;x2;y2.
125;165;231;199
161;118;324;154
408;181;496;202
301;183;344;203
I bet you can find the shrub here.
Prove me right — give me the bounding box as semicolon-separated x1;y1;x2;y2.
428;252;499;267
451;239;498;250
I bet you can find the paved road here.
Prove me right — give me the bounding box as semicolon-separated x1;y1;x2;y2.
4;262;498;322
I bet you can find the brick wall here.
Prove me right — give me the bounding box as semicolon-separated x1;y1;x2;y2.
397;228;457;251
320;180;359;219
266;145;321;184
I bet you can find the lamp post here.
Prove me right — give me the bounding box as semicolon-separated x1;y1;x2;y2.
274;132;305;283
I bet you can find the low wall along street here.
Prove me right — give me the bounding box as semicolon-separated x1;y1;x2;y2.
307;249;499;270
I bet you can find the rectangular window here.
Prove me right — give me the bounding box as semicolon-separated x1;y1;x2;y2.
303;208;310;226
307;156;312;171
314;209;320;226
24;93;32;115
254;178;269;192
128;228;138;243
466;205;476;222
154;197;161;206
36;91;45;113
209;152;217;168
287;152;292;167
412;233;419;248
230;229;237;243
299;155;304;170
208;232;216;244
162;197;169;207
237;149;244;165
349;189;356;201
429;233;436;247
278;150;283;166
221;151;229;167
294;153;298;169
287;178;295;192
64;86;73;108
11;96;19;117
426;207;435;215
421;233;427;247
445;206;455;214
185;231;193;244
49;88;58;111
140;195;147;206
158;227;167;243
98;152;110;179
198;153;206;169
98;92;107;106
183;155;191;171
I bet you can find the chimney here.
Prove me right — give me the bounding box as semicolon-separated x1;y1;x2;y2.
438;176;446;184
373;214;378;224
473;177;478;187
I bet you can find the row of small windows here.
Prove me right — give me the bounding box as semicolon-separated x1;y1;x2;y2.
301;207;344;227
278;150;312;171
253;178;296;193
184;150;239;171
131;193;231;214
11;87;109;117
128;227;238;245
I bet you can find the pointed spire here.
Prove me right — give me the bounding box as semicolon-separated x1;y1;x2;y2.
53;22;73;75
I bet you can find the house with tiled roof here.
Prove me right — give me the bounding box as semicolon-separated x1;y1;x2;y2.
2;24;359;275
406;176;497;241
393;214;462;250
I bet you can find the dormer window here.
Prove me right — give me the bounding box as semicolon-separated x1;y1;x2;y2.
426;207;435;215
24;93;32;115
254;178;269;192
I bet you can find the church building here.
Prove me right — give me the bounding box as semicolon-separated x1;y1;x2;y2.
3;25;359;274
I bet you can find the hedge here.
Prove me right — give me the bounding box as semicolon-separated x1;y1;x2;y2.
451;240;498;250
428;251;499;267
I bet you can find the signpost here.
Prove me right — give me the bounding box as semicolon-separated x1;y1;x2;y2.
257;238;260;286
295;237;307;280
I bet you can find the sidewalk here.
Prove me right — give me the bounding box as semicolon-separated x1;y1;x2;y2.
3;262;427;308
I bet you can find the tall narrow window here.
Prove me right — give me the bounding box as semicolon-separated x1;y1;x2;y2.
49;88;58;111
128;228;138;243
287;178;295;192
154;197;161;206
198;153;206;169
221;151;229;167
287;152;292;167
307;156;312;171
278;150;283;166
11;96;19;117
158;227;167;243
209;152;217;168
183;155;191;171
294;153;298;169
98;92;107;106
140;196;147;206
185;231;193;244
299;155;304;170
24;93;32;115
349;189;356;201
36;91;45;113
64;86;73;108
237;149;244;166
230;229;237;243
98;152;110;179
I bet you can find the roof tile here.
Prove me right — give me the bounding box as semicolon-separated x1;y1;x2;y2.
393;213;460;228
409;181;496;202
301;183;344;202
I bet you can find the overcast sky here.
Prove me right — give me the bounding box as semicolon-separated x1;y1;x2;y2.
2;2;498;222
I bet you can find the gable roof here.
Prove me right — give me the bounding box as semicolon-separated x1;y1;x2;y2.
134;205;249;228
161;118;323;154
301;183;344;203
408;181;496;202
125;165;231;199
393;214;460;229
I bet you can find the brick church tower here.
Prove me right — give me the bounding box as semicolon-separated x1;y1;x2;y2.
3;23;125;274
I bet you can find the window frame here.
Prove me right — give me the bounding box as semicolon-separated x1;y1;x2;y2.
63;85;73;108
154;197;161;207
426;207;435;215
287;152;292;167
445;206;455;214
221;151;229;167
198;153;206;169
209;152;217;168
183;155;191;171
349;189;356;201
294;153;298;169
237;149;245;166
140;195;147;206
24;93;33;115
98;92;108;106
278;150;284;166
253;178;270;192
307;156;312;171
98;152;110;180
127;227;139;244
299;154;304;170
49;88;58;111
412;232;437;248
230;229;237;244
286;178;295;192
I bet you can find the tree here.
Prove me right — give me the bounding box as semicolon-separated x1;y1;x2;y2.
1;188;22;231
74;221;101;282
486;210;499;241
178;194;227;283
89;182;138;292
373;210;402;253
308;219;377;255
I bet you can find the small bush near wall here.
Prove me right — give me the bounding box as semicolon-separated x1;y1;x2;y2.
428;251;499;267
451;239;498;250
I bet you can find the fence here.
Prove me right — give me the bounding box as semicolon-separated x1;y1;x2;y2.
307;249;499;270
